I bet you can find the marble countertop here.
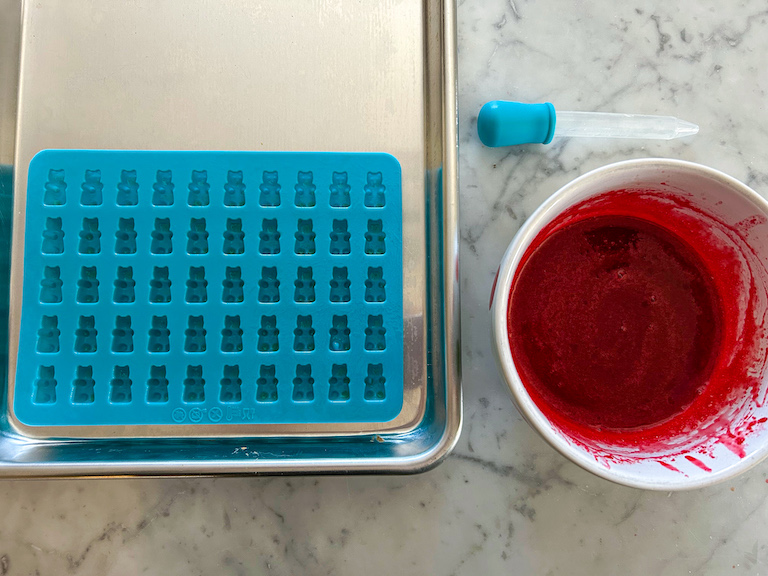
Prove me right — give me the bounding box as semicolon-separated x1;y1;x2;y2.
4;0;768;574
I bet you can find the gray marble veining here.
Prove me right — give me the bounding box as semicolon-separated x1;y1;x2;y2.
2;1;768;574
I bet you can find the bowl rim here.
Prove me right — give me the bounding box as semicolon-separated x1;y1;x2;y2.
491;157;768;490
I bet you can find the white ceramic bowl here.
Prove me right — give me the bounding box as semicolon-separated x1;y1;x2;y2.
491;158;768;490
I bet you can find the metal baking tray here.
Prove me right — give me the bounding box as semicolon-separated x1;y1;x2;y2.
0;0;460;475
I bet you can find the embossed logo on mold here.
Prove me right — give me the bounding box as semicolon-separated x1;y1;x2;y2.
226;406;256;421
171;408;186;423
189;408;204;423
209;407;223;422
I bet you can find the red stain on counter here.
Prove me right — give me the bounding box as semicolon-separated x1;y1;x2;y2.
506;189;768;462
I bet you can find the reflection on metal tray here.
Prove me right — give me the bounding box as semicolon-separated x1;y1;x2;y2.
1;0;459;475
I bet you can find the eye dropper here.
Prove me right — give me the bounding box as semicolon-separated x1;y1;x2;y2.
477;101;699;147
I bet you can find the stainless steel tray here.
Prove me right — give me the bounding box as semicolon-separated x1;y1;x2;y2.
0;0;460;474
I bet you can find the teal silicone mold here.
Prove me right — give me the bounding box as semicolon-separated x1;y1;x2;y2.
15;150;403;427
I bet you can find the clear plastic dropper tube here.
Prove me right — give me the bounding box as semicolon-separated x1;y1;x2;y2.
554;111;700;140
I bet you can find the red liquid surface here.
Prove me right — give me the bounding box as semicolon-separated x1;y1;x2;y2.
508;214;722;430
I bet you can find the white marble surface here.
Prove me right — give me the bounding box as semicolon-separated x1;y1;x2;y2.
4;0;768;574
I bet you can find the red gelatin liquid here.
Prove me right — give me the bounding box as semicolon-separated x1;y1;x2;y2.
508;214;722;431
